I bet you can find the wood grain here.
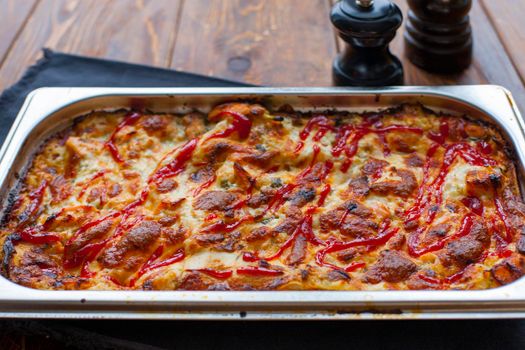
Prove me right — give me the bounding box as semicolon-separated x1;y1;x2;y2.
0;0;183;90
171;0;337;86
0;1;523;349
480;0;525;85
388;0;525;111
0;0;39;64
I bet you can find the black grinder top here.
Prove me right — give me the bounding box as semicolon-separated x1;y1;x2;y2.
331;0;404;86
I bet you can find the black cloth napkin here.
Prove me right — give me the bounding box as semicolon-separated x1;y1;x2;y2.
0;49;249;145
1;50;525;350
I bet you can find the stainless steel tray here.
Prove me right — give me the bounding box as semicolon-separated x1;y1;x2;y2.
0;86;524;320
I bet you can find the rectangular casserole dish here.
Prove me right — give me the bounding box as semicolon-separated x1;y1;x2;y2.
0;85;524;320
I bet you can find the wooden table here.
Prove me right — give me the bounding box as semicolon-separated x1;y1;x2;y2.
1;0;525;105
0;0;524;348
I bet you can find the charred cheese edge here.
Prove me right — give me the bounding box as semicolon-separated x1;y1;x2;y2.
1;103;525;291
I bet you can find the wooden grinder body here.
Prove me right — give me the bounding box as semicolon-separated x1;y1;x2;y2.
404;0;473;73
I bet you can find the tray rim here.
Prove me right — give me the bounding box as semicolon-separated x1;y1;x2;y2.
1;85;524;320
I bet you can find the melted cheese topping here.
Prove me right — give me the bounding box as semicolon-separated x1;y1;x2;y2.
1;103;524;291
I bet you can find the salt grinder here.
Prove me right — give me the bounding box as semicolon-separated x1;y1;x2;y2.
404;0;472;73
331;0;403;86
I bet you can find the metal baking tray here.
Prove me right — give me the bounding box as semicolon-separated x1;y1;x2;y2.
0;86;524;320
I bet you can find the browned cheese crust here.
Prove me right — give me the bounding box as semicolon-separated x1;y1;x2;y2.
1;103;524;291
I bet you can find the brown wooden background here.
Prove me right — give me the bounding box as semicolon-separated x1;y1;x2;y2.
1;1;525;103
0;0;524;348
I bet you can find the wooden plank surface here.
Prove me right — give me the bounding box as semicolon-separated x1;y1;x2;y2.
0;0;183;90
0;0;39;65
481;0;525;85
389;0;525;111
390;0;524;87
0;1;524;349
171;0;337;86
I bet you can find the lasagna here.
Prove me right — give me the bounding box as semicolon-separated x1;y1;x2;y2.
1;102;524;291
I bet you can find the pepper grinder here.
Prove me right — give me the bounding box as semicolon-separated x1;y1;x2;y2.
331;0;404;86
404;0;472;73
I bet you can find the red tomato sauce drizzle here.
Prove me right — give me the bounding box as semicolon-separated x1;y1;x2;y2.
461;196;484;216
264;206;325;262
15;181;64;244
227;165;279;211
150;138;199;185
201;215;254;234
297;115;423;173
19;226;60;245
405;142;496;227
104;112;142;163
240;163;333;263
193;174;217;196
241;146;334;267
19;110;252;281
77;169;109;199
19;180;48;227
408;214;474;257
404;134;498;258
416;250;490;288
190;268;233;279
427;120;449;145
236;266;283;276
237;114;420;273
206;111;252;140
62;110;247;279
62;137;199;273
266;145;331;212
129;246;185;287
315;221;398;271
67;109;253;279
493;193;514;243
15;109;520;287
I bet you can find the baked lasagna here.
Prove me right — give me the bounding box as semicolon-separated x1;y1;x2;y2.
1;102;524;291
